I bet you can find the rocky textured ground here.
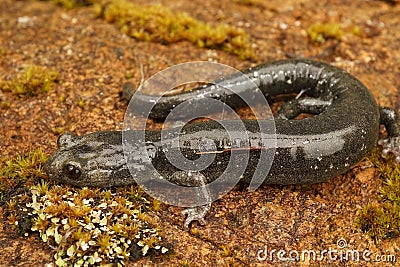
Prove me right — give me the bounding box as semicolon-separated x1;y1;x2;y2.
1;0;400;266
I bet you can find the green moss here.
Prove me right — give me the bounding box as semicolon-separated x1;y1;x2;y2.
355;148;400;240
44;0;94;9
59;94;66;102
0;149;48;201
306;22;362;44
220;245;232;257
92;0;255;60
0;48;5;58
77;98;85;108
0;101;11;109
351;25;362;37
307;22;344;43
55;127;65;135
40;0;256;59
0;150;49;235
0;65;59;98
125;72;133;79
233;0;263;7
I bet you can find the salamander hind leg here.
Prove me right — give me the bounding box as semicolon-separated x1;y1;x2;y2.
378;107;400;163
277;98;332;119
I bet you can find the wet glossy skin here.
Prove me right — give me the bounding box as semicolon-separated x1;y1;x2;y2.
45;59;400;188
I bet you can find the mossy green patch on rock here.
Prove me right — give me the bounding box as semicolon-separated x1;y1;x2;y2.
233;0;263;7
0;65;59;98
0;150;49;236
92;0;256;60
355;148;400;240
306;22;362;44
306;22;344;43
0;48;5;59
44;0;94;9
0;149;48;202
40;0;256;59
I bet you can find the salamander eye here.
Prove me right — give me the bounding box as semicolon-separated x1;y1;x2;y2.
63;163;82;179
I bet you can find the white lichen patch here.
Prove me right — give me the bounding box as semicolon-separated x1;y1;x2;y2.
26;185;168;266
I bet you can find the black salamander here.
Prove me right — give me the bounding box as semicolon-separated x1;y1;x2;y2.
45;59;400;228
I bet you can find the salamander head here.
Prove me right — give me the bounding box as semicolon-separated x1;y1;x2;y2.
45;132;129;188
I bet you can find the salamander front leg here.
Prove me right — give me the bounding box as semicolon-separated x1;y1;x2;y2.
169;171;213;229
378;107;400;163
182;203;211;230
177;171;212;230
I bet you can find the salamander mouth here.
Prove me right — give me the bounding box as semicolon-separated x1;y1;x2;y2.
44;157;56;180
